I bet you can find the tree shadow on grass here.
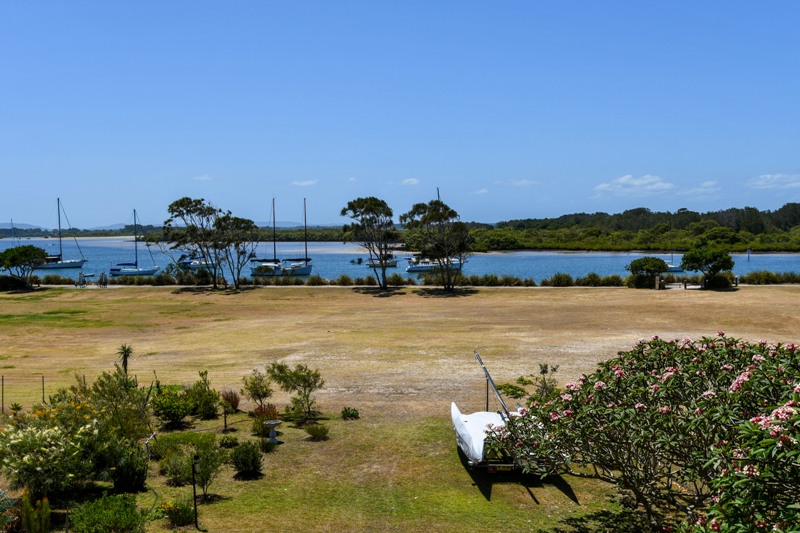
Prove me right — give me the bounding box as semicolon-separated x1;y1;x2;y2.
351;287;407;297
413;287;479;298
543;504;655;533
457;448;578;504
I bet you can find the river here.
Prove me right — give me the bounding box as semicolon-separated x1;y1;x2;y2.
2;237;799;283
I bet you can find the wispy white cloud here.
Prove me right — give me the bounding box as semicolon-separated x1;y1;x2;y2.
347;177;357;182
193;174;213;182
747;174;800;189
678;180;720;196
291;179;319;187
402;178;420;186
594;174;674;197
495;179;539;187
472;188;489;195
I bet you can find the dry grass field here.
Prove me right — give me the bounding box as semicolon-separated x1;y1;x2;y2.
1;284;799;531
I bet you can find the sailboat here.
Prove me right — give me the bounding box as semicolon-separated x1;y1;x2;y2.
109;210;160;277
36;198;88;270
250;199;313;277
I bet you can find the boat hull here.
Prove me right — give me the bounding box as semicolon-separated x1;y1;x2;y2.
451;402;503;466
109;266;160;277
36;258;87;270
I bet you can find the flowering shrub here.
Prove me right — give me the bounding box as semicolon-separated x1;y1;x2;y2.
0;415;96;499
161;496;195;527
490;334;800;530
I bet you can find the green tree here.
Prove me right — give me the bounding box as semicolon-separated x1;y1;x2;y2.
626;256;669;289
163;197;225;289
215;213;259;290
266;362;324;422
117;343;133;375
680;246;735;288
0;245;47;286
240;369;273;410
400;199;471;291
341;197;398;289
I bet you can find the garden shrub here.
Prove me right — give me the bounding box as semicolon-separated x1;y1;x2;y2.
185;371;220;420
230;441;263;477
0;275;28;291
151;388;192;427
600;274;624;286
266;362;324;422
219;435;239;449
541;272;574;287
158;447;192;486
109;442;148;492
69;493;147;533
259;439;278;453
341;406;360;420
305;423;329;441
195;439;227;502
305;274;328;286
241;369;273;410
335;274;353;286
150;431;216;462
220;389;240;412
575;272;602;286
161;496;194;527
386;273;407;286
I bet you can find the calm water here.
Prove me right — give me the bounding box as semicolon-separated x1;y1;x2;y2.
3;237;800;282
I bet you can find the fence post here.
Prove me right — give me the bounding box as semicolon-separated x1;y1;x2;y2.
42;375;45;403
1;375;4;414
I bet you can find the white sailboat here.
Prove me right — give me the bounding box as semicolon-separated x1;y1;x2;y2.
36;198;88;270
109;210;160;277
251;198;313;277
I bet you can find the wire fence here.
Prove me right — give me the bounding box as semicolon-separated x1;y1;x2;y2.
0;374;80;413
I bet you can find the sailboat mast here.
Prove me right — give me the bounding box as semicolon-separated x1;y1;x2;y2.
57;198;63;258
272;198;277;262
304;198;308;262
133;209;139;267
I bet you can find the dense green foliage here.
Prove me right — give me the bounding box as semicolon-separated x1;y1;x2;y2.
230;441;263;477
68;493;147;533
266;362;324;422
491;334;800;530
0;245;48;284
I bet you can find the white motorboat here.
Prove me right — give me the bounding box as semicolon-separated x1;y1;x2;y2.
405;256;463;273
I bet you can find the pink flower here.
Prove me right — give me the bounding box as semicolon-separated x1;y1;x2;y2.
635;403;646;410
659;406;672;414
594;381;607;390
549;412;560;422
649;384;660;391
717;330;725;337
564;409;574;417
560;393;573;401
565;381;581;391
729;371;752;392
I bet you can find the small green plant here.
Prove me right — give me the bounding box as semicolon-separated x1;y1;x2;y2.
195;439;227;502
185;370;220;420
160;496;195;527
20;493;49;533
266;362;325;422
158;448;192;486
305;423;330;441
219;435;239;448
9;402;22;413
69;493;147;533
230;441;263;478
341;406;360;420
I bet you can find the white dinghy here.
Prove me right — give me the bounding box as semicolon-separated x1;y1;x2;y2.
451;351;519;469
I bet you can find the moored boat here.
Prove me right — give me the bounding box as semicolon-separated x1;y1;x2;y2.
406;256;463;272
109;210;160;277
36;198;88;270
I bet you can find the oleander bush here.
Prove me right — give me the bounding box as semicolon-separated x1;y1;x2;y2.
490;333;800;530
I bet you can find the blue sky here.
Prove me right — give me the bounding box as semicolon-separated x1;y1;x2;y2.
2;2;799;228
